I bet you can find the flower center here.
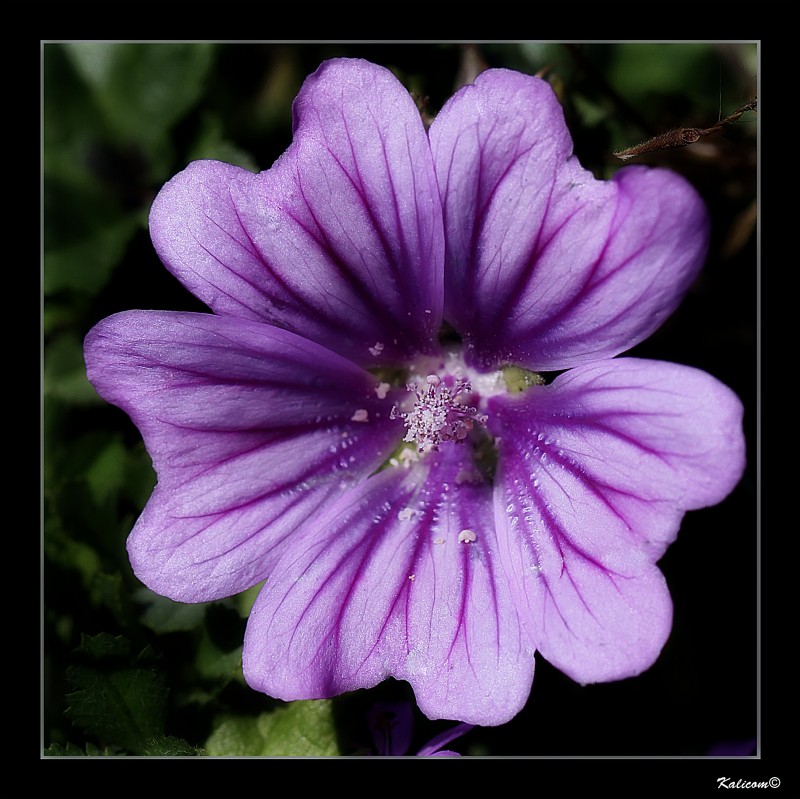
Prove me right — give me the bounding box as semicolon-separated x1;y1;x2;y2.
392;374;488;453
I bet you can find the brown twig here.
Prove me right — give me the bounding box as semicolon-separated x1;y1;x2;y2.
613;99;757;161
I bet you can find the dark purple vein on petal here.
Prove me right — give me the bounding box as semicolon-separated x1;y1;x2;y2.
290;156;404;335
506;201;661;344
188;490;326;567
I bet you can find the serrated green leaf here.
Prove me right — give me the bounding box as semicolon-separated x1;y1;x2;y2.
66;666;168;753
44;741;86;756
44;741;115;757
142;735;202;757
76;632;132;660
65;634;168;754
85;742;113;756
45;431;153;563
205;700;340;757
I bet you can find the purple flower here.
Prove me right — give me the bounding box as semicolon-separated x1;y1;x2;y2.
368;702;473;757
84;59;746;727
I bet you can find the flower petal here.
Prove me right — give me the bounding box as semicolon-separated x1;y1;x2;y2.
488;358;745;682
368;702;413;756
149;58;444;367
243;446;534;726
416;721;474;756
84;311;402;602
430;69;709;371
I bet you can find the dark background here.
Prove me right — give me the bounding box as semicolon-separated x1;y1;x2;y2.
43;42;758;763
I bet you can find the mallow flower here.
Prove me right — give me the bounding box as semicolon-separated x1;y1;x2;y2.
368;702;473;756
84;58;746;727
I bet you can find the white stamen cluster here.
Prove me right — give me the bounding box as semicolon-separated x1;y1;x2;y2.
392;374;487;453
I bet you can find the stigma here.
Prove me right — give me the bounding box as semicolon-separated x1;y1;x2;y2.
391;374;487;453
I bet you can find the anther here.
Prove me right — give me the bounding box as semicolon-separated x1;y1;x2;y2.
395;374;487;453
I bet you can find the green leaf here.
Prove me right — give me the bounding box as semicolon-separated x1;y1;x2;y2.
44;524;102;587
195;634;243;685
43;333;104;405
234;581;265;618
121;443;157;510
84;437;128;506
136;588;209;634
141;735;203;757
43;44;110;188
63;42;215;165
44;741;115;757
606;43;718;107
44;213;139;298
45;430;154;560
90;571;130;625
205;700;341;757
76;632;132;660
188;113;259;172
572;93;610;128
44;301;86;336
65;634;168;754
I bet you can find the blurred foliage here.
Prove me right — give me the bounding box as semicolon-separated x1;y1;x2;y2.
206;700;340;757
43;42;757;758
